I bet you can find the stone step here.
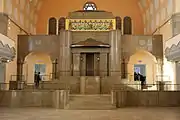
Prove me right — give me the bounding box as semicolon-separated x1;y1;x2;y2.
67;94;116;110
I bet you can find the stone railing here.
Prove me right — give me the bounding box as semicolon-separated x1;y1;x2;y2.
0;90;69;109
111;90;180;107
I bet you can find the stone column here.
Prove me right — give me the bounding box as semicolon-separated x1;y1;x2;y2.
52;59;58;80
156;58;163;81
156;58;164;91
109;30;121;76
17;59;24;81
121;56;130;79
59;30;72;76
94;53;100;76
16;59;24;90
80;53;86;76
175;62;180;90
72;53;81;76
100;53;108;76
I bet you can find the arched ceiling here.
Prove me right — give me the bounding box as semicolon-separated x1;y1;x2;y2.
34;0;148;34
32;0;148;13
5;0;169;35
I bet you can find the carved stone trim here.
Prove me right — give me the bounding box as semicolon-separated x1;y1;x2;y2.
165;41;180;61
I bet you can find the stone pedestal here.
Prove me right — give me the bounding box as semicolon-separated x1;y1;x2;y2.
100;53;108;76
80;76;86;94
116;90;127;108
80;76;100;94
52;90;69;109
156;81;165;91
72;53;81;76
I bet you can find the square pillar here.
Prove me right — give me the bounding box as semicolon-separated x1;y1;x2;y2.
100;53;108;76
80;53;86;76
72;53;80;76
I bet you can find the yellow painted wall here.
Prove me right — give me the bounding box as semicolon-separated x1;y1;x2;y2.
23;52;52;83
128;50;157;84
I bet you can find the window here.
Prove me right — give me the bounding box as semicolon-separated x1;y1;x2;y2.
14;7;18;21
123;17;132;34
19;12;24;25
83;2;97;11
19;0;25;10
167;0;173;16
156;13;160;26
6;0;12;15
58;17;65;34
34;64;46;81
150;3;153;15
154;0;159;10
115;16;121;30
48;17;57;35
161;8;166;21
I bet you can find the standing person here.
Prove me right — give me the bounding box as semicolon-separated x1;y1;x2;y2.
36;72;41;88
34;71;38;88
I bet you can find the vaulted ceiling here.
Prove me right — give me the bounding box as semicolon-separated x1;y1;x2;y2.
5;0;170;34
32;0;148;14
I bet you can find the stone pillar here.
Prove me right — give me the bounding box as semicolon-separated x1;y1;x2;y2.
72;53;81;76
17;59;24;81
94;53;100;76
52;59;58;80
156;58;164;90
16;59;24;90
121;57;130;79
100;53;108;76
116;90;127;108
175;61;180;90
156;58;163;82
80;53;86;76
80;76;86;94
0;13;8;35
109;30;121;76
59;30;72;76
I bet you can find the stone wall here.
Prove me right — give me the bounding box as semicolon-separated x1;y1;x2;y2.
72;31;109;44
0;90;69;109
0;13;8;35
40;76;131;94
112;90;180;107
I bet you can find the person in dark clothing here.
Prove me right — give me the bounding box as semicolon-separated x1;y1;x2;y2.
36;72;41;88
139;74;146;89
134;72;138;81
34;71;38;88
34;72;41;88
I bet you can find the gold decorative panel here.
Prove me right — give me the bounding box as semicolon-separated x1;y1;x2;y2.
65;19;116;31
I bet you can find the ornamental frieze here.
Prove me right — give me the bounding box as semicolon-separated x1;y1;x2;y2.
65;19;116;31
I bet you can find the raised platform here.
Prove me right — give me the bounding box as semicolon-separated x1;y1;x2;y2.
67;94;115;110
36;76;124;94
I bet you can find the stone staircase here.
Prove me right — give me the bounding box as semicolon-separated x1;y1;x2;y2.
66;94;116;110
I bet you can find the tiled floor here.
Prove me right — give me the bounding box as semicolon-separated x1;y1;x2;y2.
0;107;180;120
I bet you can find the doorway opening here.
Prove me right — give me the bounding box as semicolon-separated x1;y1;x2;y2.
86;53;94;76
80;53;100;76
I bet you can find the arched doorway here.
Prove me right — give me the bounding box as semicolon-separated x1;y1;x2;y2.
128;50;157;84
23;52;52;83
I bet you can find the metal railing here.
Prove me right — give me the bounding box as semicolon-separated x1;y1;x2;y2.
0;81;70;91
112;83;180;91
1;82;180;91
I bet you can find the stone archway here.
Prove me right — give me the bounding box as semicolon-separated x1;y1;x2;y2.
23;52;52;83
128;50;157;84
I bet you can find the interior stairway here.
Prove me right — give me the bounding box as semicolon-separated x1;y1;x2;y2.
66;94;116;110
